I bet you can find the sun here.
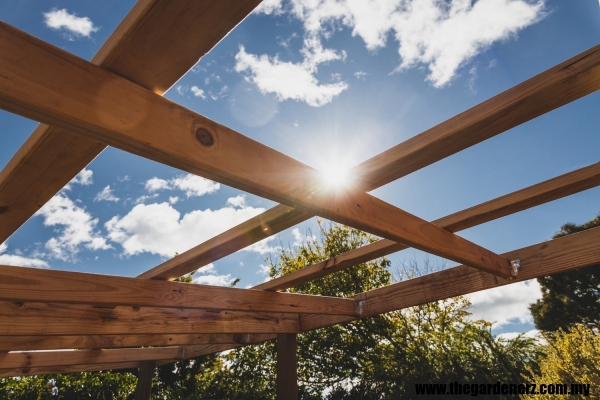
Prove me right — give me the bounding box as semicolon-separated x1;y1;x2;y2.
319;162;352;189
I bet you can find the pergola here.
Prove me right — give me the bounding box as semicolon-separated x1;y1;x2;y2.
0;1;599;398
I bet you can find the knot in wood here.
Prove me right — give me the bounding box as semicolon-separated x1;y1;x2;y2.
195;128;214;147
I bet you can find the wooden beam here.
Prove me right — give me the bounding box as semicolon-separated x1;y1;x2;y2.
0;302;300;335
0;265;357;316
135;361;155;400
0;22;513;277
0;0;261;243
139;206;313;280
139;43;600;281
0;347;181;369
0;362;140;378
0;333;276;352
255;161;600;291
300;226;600;331
277;334;298;400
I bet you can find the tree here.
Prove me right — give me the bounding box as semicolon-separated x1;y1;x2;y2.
191;221;542;399
525;326;600;399
529;214;600;331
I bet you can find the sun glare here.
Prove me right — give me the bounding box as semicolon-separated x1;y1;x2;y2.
319;162;352;189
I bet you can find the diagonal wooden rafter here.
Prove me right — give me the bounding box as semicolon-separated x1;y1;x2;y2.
301;225;600;330
0;0;262;244
0;22;514;277
140;44;600;281
254;161;600;291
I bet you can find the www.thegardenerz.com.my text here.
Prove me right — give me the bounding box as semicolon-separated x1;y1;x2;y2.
415;381;592;396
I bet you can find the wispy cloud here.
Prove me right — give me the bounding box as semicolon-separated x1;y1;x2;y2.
94;185;119;202
0;243;49;268
64;168;93;191
44;9;99;38
235;36;348;107
145;174;220;198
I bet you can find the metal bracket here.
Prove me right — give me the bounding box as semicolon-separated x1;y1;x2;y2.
354;300;366;317
510;259;521;278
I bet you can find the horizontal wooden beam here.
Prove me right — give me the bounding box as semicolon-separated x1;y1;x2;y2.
140;43;600;281
255;161;600;291
0;265;356;316
300;226;600;330
0;333;275;352
0;0;262;243
0;302;300;335
0;361;141;377
0;22;512;277
0;346;187;369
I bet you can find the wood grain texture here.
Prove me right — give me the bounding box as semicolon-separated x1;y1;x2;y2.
0;334;271;351
277;334;298;400
0;0;261;243
0;22;511;277
139;44;600;281
300;226;600;331
140;205;312;280
256;162;600;291
0;362;140;377
0;302;300;335
0;264;356;316
1;348;179;369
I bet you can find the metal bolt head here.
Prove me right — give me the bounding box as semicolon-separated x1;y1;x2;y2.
195;128;214;147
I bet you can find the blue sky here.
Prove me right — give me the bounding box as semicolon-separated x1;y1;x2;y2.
0;0;599;336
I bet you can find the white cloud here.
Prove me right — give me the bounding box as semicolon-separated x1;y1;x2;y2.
36;194;111;261
235;37;348;107
292;227;316;247
94;185;119;202
497;329;541;342
354;71;368;80
255;0;285;14
191;86;206;99
192;263;235;286
243;236;280;255
169;196;179;204
0;243;49;268
44;9;99;38
135;194;159;204
467;279;542;328
105;202;267;257
176;85;188;95
226;195;247;208
64;168;93;190
144;174;220;198
254;0;545;88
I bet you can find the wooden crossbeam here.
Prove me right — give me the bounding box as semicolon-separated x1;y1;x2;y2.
0;22;513;277
140;45;600;281
0;0;261;243
0;302;300;335
255;161;600;291
0;347;184;369
0;265;356;316
301;226;600;330
0;362;141;378
0;334;275;352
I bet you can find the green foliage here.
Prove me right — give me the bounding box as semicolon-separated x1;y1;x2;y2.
0;370;137;399
529;214;600;331
524;326;600;399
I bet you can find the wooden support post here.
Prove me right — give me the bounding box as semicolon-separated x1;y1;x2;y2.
276;333;298;400
135;361;154;400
